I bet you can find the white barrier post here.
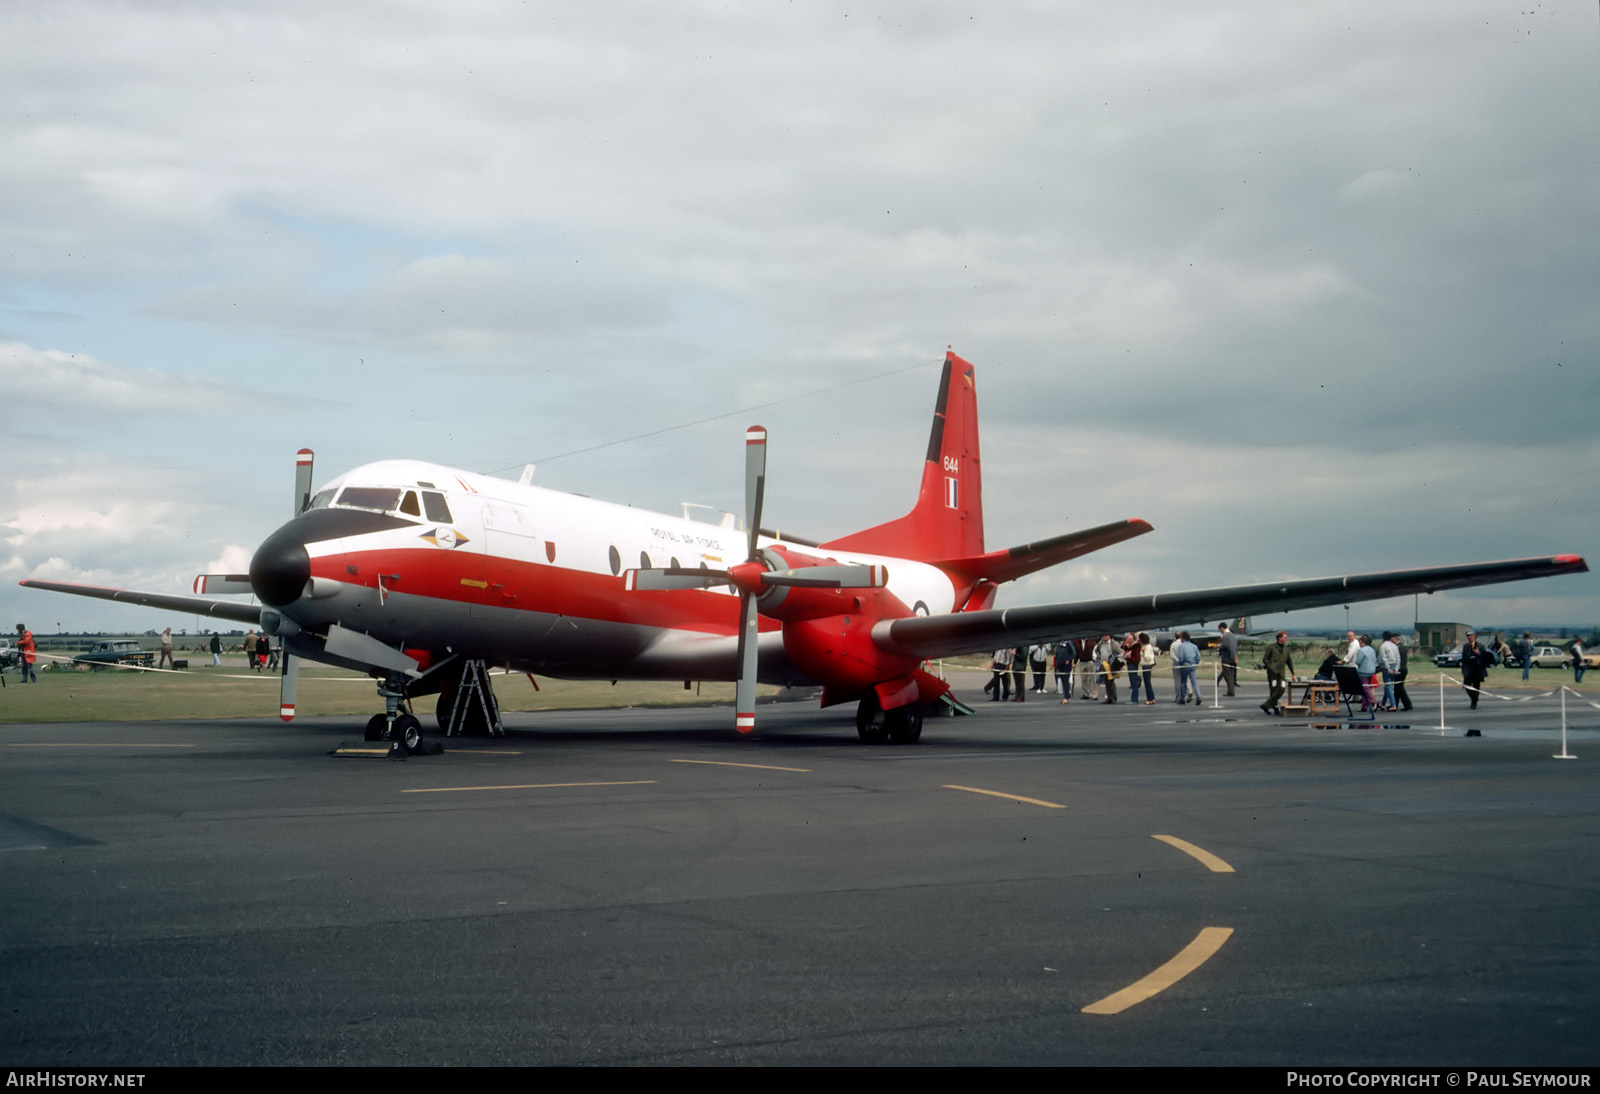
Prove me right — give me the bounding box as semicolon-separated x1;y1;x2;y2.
1439;674;1446;736
1212;658;1221;709
1555;687;1576;760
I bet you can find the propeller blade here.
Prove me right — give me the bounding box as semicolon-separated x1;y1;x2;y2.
734;590;759;734
294;448;315;516
763;564;889;589
192;574;254;595
279;652;298;721
745;426;766;563
624;568;733;591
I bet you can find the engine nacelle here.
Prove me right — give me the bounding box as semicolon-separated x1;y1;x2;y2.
746;544;896;622
781;610;921;694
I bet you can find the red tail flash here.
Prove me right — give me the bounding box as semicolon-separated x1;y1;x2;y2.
821;351;983;561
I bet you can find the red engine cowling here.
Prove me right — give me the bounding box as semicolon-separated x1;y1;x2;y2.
781;611;920;695
740;544;894;622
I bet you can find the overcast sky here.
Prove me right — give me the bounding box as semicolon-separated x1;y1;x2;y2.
3;0;1596;636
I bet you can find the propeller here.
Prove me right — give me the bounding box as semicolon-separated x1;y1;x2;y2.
733;426;766;733
275;448;314;720
624;426;889;735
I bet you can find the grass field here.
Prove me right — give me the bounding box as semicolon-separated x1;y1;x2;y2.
3;646;1590;724
1;651;773;723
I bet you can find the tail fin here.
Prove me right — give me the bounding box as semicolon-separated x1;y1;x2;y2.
820;351;983;561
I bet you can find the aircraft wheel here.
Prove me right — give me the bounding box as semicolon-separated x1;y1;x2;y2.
363;714;388;742
392;713;424;755
886;704;923;745
435;682;458;731
856;697;888;744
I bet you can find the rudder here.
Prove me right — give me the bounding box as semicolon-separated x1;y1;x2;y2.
821;351;984;561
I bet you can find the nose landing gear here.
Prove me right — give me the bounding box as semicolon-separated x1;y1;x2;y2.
363;671;427;755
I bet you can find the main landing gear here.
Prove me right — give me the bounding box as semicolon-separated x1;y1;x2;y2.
856;695;924;745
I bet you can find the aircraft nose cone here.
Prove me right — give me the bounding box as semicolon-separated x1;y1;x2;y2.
249;524;311;608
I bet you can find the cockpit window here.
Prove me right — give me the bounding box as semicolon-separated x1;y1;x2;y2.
308;489;336;510
422;491;452;523
335;486;402;513
399;490;422;517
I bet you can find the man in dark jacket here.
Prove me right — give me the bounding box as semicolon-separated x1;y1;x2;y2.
1460;631;1491;710
1262;632;1294;715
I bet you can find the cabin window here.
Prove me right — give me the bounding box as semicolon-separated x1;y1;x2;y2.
608;546;621;576
640;550;651;569
399;491;422;517
422;491;452;523
336;487;401;513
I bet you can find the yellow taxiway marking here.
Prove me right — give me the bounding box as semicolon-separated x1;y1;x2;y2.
7;742;196;748
403;780;657;794
1152;834;1236;873
670;759;811;773
1082;926;1235;1015
943;785;1066;809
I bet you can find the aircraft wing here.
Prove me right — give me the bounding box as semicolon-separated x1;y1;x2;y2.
18;579;266;627
872;555;1589;660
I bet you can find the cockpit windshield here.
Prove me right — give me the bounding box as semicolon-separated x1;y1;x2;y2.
335;487;402;513
313;484;452;523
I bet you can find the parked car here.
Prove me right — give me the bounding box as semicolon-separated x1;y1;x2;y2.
1433;647;1463;668
1527;645;1575;669
0;638;17;672
72;640;155;671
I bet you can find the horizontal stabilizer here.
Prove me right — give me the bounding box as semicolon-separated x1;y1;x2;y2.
19;579;266;626
874;554;1589;660
936;518;1154;588
193;574;253;595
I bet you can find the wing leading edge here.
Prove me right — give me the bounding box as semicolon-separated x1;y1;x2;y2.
18;579;267;627
873;554;1589;660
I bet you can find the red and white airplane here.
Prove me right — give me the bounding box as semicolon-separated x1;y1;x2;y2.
20;352;1587;749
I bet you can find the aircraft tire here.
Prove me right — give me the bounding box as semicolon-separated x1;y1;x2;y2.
886;704;923;745
392;713;423;755
435;682;458;731
856;697;888;744
363;714;388;742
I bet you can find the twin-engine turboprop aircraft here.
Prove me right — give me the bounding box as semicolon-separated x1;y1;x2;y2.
21;352;1587;750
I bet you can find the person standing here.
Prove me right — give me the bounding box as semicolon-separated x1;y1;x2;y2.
1138;634;1157;705
209;631;222;668
1343;630;1361;665
15;623;38;683
1217;622;1239;697
1460;631;1490;710
1054;642;1073;703
158;627;175;670
1094;634;1120;704
1518;632;1533;682
1378;632;1401;711
1123;633;1144;704
1393;633;1414;712
1262;631;1294;714
1572;638;1587;684
1172;631;1203;705
988;649;1011;701
1029;644;1049;693
1353;634;1379;711
1077;637;1099;701
1010;647;1028;702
